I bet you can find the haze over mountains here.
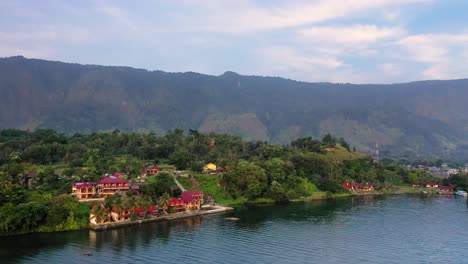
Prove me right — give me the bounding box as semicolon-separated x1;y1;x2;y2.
1;56;468;159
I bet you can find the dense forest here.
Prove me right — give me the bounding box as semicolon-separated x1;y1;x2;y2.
2;128;463;235
2;56;468;159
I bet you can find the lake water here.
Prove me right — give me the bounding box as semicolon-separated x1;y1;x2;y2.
2;195;468;263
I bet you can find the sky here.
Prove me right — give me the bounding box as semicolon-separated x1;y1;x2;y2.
1;0;468;84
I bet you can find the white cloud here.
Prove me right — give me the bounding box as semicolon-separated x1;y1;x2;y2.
174;0;429;33
298;25;405;46
383;11;400;22
257;46;378;83
96;5;141;32
262;46;344;71
0;26;91;45
397;33;468;79
382;63;400;76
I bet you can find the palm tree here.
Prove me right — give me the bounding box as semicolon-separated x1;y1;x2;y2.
141;196;153;219
90;204;108;224
158;192;171;215
111;194;125;221
127;195;140;220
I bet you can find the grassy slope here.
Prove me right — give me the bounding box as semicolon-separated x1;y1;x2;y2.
319;145;369;161
177;173;247;205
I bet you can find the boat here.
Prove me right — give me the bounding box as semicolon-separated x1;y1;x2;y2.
455;190;468;197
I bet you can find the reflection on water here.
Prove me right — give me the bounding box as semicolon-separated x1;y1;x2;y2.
1;195;468;264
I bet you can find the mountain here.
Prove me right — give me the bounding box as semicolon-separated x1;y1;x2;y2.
1;56;468;159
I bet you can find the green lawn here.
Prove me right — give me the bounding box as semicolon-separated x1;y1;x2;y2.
177;172;247;205
321;145;368;161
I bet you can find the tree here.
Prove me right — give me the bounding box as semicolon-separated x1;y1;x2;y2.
158;193;171;215
269;181;288;201
338;137;350;151
91;204;108;224
263;158;287;184
230;160;268;200
322;133;336;147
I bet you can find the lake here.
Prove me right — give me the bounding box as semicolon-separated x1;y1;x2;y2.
2;195;468;263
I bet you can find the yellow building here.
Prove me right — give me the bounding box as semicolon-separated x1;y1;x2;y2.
203;163;217;173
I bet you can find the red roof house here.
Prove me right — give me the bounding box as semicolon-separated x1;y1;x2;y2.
170;198;185;212
182;190;204;211
142;165;159;177
97;177;130;197
439;184;456;192
71;182;97;200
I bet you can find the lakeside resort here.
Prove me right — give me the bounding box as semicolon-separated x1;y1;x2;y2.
71;163;232;231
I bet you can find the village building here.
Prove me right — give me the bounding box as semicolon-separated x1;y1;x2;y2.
203;163;224;174
170;198;185;212
169;191;204;212
182;190;204;210
71;182;97;200
439;184;456;192
425;182;439;188
342;182;374;192
203;163;217;173
97;176;130;197
142;164;159;177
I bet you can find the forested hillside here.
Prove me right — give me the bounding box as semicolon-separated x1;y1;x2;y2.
1;56;468;159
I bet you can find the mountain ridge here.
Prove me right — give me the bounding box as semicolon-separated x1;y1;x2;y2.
1;55;468;159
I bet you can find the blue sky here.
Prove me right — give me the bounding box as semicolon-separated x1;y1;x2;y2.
1;0;468;83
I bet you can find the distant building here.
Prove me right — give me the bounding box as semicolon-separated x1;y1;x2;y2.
97;177;130;197
169;191;204;212
182;190;204;210
342;182;374;192
425;183;439;188
203;163;217;173
72;182;97;200
170;198;185;212
439;184;456;192
142;164;159;177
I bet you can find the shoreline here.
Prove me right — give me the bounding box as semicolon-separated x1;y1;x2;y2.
0;187;444;236
89;205;234;231
240;187;429;206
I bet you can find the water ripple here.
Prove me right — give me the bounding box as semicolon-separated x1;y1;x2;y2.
2;195;468;264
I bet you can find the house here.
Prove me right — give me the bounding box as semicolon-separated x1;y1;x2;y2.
97;176;130;197
147;205;159;217
113;172;126;177
343;182;353;190
142;164;159;177
342;182;374;192
425;182;439;188
182;190;204;211
170;198;185;212
342;182;354;191
72;182;97;200
203;163;217;173
439;184;456;192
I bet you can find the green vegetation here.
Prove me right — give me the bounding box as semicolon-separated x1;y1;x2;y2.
0;128;459;235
